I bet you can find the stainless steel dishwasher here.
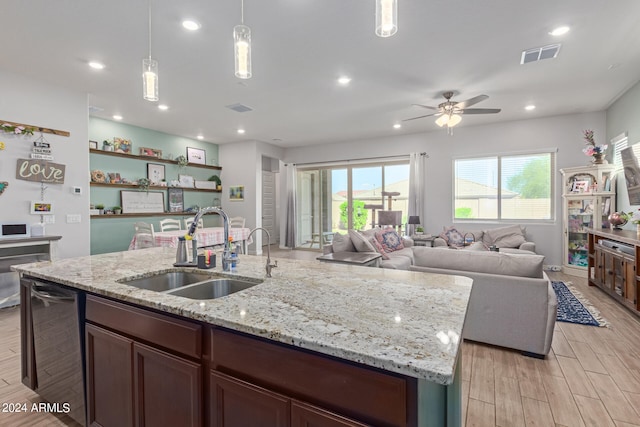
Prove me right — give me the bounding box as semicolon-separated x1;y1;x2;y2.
29;279;86;425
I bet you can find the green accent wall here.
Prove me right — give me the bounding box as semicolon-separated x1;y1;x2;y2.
89;117;221;254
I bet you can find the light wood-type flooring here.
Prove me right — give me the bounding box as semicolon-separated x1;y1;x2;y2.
1;247;639;426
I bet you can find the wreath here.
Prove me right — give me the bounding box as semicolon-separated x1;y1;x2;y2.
91;170;106;183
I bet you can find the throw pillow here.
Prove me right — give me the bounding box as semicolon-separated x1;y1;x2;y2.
332;232;355;252
439;226;464;247
370;237;390;259
375;227;405;253
348;230;377;253
467;241;488;251
483;225;526;248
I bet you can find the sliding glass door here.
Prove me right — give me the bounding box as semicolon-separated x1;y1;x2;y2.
296;161;409;250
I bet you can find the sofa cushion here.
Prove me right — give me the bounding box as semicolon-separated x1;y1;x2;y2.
482;225;526;248
412;247;544;278
332;232;355;252
380;255;412;270
390;247;415;264
375;227;405;253
348;230;377;253
439;226;464;247
370;238;390;260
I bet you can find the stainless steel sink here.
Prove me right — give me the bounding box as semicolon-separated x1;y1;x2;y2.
118;271;214;292
166;278;261;300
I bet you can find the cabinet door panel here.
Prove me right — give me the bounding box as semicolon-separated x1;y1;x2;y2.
134;342;202;427
86;323;134;427
291;400;368;427
210;370;289;427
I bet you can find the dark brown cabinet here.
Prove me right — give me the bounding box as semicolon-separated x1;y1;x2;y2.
291;401;369;427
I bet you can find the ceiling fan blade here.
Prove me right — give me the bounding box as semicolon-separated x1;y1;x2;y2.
454;94;489;109
459;108;501;115
411;103;439;110
402;112;441;121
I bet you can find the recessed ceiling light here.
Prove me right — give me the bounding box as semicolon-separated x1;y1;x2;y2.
158;104;169;110
197;135;204;140
112;115;123;120
393;123;401;129
237;129;245;134
337;76;351;85
182;20;201;31
524;105;536;111
549;26;570;36
88;61;105;70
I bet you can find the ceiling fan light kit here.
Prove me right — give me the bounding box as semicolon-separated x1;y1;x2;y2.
375;0;397;37
234;0;252;79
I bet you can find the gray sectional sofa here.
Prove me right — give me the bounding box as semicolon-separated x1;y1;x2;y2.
322;230;557;357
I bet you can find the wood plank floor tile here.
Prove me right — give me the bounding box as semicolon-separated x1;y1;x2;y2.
552;327;576;358
596;353;640;394
614;421;640;427
574;394;616;427
586;371;640;424
495;376;525;427
469;356;495;404
466;398;495;427
541;374;586;427
516;355;547;401
522;397;555;427
556;355;599;398
493;348;519;379
568;340;608;374
558;322;589;343
535;348;564;379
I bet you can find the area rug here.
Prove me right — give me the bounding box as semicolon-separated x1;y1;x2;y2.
552;281;608;327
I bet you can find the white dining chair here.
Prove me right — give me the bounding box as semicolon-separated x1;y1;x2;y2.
133;222;155;249
159;218;182;232
229;216;246;228
183;216;204;231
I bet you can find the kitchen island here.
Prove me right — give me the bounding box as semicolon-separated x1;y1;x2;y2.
14;247;472;427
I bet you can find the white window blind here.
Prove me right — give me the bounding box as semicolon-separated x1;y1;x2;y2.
612;132;629;172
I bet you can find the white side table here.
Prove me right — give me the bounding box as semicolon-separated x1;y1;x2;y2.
411;234;436;247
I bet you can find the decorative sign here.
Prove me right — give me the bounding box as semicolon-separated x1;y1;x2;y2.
121;190;165;214
16;159;65;184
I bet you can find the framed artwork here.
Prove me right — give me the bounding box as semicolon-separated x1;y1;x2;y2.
147;163;165;184
120;190;165;214
571;180;589;193
139;147;163;158
89;140;98;149
168;188;184;212
30;201;54;214
114;137;132;154
108;172;122;183
178;174;195;188
229;185;244;201
187;147;206;165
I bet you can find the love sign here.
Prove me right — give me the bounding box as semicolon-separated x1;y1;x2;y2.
16;159;66;184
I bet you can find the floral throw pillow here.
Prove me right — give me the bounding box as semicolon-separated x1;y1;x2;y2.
370;237;390;260
375;227;405;253
440;226;464;247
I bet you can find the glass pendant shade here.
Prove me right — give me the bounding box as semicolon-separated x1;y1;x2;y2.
234;25;252;79
448;114;462;127
142;58;158;101
375;0;397;37
435;114;449;127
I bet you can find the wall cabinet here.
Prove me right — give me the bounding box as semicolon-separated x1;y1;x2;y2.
560;164;617;276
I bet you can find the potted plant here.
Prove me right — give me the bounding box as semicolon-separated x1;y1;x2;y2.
95;204;105;215
102;139;114;152
208;174;222;190
113;206;122;215
137;178;151;192
415;226;424;235
175;155;188;168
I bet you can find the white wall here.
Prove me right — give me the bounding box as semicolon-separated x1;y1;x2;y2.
0;70;89;259
283;112;607;266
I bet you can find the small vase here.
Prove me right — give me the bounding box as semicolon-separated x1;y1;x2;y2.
592;153;605;164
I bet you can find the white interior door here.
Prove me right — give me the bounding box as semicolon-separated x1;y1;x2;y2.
262;171;276;245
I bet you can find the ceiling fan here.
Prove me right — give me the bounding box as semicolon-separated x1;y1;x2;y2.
404;91;502;131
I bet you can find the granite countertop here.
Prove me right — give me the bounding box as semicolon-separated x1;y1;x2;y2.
12;247;472;385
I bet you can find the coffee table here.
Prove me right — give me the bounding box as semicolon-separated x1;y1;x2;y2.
316;252;382;267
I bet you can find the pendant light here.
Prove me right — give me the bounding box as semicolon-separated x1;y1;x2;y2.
375;0;398;37
234;0;252;79
142;0;158;101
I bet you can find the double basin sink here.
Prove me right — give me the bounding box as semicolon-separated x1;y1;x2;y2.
118;271;262;300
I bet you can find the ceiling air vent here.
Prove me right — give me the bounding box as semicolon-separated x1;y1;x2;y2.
225;103;253;113
520;44;561;64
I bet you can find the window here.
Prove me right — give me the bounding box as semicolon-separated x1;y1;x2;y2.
612;132;629;172
454;152;555;221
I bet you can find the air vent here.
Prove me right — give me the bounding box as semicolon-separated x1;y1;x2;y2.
225;103;253;113
520;44;561;64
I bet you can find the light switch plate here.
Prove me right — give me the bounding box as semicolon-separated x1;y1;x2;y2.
43;215;55;224
66;214;81;223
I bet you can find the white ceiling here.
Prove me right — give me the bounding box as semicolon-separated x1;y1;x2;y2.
2;0;639;148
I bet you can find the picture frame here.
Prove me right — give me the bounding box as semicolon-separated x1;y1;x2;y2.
30;201;54;214
89;140;98;150
229;185;244;201
147;163;165;184
168;188;184;212
178;174;195;188
120;190;165;214
571;179;589;193
186;147;206;165
108;172;122;184
113;137;132;154
139;147;163;158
